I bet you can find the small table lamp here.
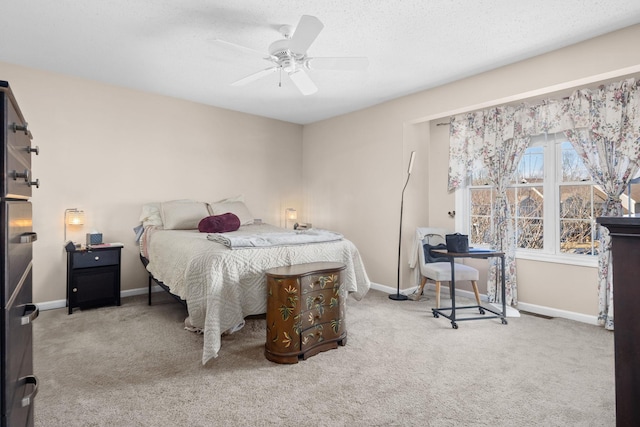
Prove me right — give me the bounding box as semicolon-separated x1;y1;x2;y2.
64;208;85;243
285;208;297;229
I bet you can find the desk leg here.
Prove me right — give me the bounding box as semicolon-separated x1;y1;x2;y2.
449;258;458;329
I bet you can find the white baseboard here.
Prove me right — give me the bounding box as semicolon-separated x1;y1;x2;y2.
370;282;404;294
36;299;67;311
39;282;599;326
36;285;164;311
371;282;598;325
515;301;599;325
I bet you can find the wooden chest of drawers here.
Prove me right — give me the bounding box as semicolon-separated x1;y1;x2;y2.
1;80;39;427
265;262;346;364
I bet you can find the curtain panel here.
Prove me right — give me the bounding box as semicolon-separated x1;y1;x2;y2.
565;79;640;329
448;100;570;306
447;78;640;327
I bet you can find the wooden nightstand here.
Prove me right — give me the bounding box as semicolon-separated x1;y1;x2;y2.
66;245;122;314
265;262;347;364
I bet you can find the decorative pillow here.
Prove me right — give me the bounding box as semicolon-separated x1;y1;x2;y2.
160;200;210;230
198;213;241;233
210;201;254;225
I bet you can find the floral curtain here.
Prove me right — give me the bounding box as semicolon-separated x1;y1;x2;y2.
448;78;640;321
564;78;640;330
450;106;537;305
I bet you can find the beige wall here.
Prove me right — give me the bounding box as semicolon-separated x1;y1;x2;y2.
303;24;640;319
0;62;303;304
4;24;640;320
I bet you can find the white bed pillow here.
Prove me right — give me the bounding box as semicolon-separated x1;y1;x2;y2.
140;203;163;228
216;194;244;203
210;200;254;225
160;200;210;230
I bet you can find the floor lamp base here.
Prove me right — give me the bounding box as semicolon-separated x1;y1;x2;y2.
388;293;408;301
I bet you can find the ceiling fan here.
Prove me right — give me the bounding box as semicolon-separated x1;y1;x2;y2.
214;15;368;96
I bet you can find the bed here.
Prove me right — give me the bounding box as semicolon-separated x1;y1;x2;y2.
138;199;371;365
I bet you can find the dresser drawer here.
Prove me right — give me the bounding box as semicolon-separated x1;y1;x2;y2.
301;319;346;352
4;269;38;427
299;270;342;295
3;93;34;200
71;249;119;269
3;201;33;303
299;288;344;331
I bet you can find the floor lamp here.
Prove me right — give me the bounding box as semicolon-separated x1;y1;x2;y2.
389;151;415;301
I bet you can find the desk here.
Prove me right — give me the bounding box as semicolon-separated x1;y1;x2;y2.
430;249;507;329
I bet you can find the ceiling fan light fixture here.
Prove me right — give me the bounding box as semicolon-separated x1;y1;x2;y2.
268;39;290;57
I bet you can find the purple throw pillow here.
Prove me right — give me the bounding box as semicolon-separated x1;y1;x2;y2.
198;212;241;233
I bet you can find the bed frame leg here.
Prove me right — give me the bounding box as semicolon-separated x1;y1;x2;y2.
148;274;152;305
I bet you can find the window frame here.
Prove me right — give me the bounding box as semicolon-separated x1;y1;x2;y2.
456;133;598;268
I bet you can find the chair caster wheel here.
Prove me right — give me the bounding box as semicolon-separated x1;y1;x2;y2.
451;322;458;329
501;318;508;325
479;308;485;315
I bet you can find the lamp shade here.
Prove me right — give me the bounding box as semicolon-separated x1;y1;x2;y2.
286;208;297;221
66;209;85;225
64;208;85;244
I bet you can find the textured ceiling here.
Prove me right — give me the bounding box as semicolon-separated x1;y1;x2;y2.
1;1;640;124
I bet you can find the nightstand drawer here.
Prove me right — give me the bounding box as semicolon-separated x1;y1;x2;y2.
71;250;119;269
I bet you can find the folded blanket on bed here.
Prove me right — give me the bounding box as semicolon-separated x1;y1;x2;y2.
207;229;343;248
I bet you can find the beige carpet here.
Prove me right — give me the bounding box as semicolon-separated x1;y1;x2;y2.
33;289;615;426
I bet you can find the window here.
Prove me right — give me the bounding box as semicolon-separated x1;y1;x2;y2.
558;141;605;255
462;132;607;266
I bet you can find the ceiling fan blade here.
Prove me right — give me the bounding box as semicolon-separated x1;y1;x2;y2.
288;68;317;95
306;57;369;71
289;15;324;55
213;39;275;61
231;67;278;86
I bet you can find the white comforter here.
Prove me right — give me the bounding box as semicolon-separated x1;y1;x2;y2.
143;224;371;364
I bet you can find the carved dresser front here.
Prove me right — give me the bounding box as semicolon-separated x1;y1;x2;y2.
265;262;347;364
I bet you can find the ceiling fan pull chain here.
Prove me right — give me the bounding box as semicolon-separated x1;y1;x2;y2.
279;67;282;87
